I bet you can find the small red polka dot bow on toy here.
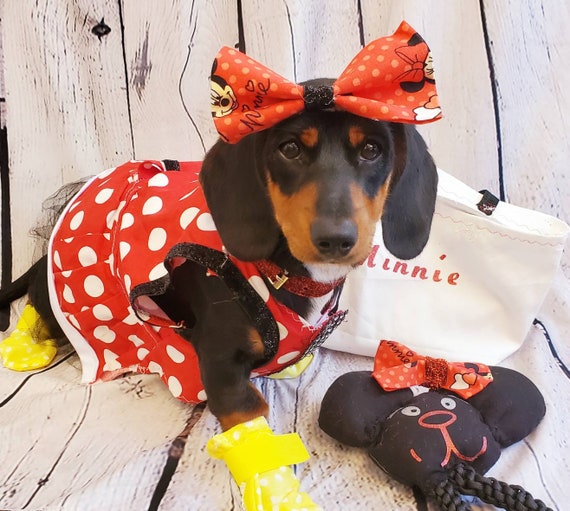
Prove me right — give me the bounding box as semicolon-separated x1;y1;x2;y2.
210;20;442;143
373;340;493;399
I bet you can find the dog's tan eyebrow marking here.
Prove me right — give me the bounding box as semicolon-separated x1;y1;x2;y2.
348;125;365;148
300;127;319;148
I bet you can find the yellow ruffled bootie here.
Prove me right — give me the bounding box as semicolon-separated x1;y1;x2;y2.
0;303;57;371
207;416;320;510
268;354;314;380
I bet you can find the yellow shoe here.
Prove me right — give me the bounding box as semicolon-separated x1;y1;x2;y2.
0;304;58;371
269;354;314;380
207;416;320;510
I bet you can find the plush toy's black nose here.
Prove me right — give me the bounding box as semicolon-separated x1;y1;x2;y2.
311;218;357;258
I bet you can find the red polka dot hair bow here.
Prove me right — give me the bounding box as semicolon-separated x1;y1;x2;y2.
210;21;442;143
372;340;493;399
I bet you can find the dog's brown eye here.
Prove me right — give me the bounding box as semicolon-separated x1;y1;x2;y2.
279;141;301;159
361;141;382;160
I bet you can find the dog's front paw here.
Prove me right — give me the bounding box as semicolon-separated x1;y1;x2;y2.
207;417;320;510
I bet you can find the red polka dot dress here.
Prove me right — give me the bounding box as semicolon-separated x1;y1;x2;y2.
47;160;342;403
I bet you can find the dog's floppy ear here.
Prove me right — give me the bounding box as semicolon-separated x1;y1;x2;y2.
200;133;281;261
381;124;438;260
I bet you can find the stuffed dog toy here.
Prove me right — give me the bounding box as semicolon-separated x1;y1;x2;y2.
1;22;441;509
319;340;550;511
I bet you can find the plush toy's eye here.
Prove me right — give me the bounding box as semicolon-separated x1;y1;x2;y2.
441;397;456;410
401;406;421;417
279;140;301;159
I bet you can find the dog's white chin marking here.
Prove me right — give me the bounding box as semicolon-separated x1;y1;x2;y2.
306;262;354;283
301;263;354;325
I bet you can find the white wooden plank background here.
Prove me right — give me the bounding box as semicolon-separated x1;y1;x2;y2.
0;0;568;510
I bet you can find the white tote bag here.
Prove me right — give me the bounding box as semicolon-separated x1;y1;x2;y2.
324;169;569;364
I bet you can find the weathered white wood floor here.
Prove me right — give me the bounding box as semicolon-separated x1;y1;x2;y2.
0;1;568;510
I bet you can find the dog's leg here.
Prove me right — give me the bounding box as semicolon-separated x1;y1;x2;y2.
161;261;320;510
0;302;58;370
0;256;63;371
189;311;319;510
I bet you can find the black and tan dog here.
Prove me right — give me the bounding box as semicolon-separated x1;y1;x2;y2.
0;23;440;508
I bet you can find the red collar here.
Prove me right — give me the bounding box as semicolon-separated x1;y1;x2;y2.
254;259;345;298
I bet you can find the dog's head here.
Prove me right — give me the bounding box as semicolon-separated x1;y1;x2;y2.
200;80;438;268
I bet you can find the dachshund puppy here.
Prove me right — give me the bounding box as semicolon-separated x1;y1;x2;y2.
0;22;441;508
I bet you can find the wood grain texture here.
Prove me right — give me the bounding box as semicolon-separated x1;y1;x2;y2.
123;0;239;161
361;0;500;192
0;0;568;509
2;0;133;277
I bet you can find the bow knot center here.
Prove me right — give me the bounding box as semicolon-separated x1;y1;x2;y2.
303;84;335;111
424;356;448;389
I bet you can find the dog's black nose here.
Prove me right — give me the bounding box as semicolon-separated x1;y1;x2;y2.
311;218;357;257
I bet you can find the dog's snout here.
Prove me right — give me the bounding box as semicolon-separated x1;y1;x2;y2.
311;218;357;258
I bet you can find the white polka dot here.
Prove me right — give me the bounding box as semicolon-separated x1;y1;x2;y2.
124;274;132;292
148;361;163;375
128;334;145;346
137;348;150;360
106;209;117;229
149;263;168;281
168;376;183;398
197;389;207;401
180;207;199;229
107;254;115;275
120;241;131;259
98;167;116;179
67;314;81;329
116;200;127;218
121;213;135;229
148;227;167;251
93;325;116;343
123;309;141;325
53;250;62;270
277;351;300;365
166;344;186;363
61;270;72;278
92;304;113;321
103;349;121;371
248;275;270;302
142;196;163;215
63;284;75;303
197;212;217;231
95;188;114;204
78;246;97;267
148;173;169;187
276;321;288;340
69;210;84;231
84;275;104;298
68;200;82;212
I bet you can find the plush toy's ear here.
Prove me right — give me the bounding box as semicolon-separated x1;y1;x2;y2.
467;366;546;447
200;133;281;261
381;124;438;260
318;371;414;448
